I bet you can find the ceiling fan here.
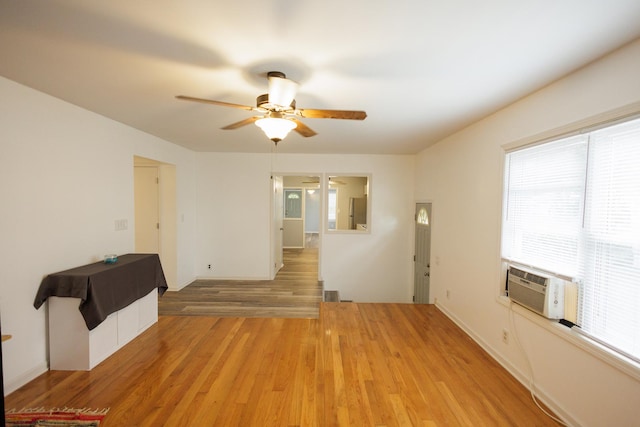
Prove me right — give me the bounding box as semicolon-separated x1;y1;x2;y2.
176;71;367;144
302;176;346;186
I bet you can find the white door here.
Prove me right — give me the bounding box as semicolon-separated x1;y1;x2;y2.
272;176;284;277
414;203;432;303
134;167;159;253
283;188;304;248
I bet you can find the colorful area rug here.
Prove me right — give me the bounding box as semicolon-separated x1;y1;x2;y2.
5;407;109;426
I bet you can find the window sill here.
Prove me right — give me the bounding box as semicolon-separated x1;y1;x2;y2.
496;295;640;382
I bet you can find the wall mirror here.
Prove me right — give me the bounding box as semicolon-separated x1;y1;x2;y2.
326;175;370;232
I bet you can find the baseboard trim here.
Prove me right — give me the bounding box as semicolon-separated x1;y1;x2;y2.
4;362;48;396
171;279;192;291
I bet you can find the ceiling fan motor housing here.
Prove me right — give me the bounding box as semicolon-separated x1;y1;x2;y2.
256;93;296;111
267;71;286;79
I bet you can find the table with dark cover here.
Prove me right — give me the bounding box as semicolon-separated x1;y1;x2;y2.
34;253;168;330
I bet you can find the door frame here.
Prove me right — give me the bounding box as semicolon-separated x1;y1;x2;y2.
271;173;323;281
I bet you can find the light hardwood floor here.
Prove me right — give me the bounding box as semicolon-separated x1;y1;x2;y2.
6;303;561;426
6;246;562;425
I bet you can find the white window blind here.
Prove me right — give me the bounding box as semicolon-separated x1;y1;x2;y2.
502;116;640;362
502;134;588;276
327;189;337;230
578;119;640;360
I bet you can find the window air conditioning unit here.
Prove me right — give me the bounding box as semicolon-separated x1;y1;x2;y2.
507;265;565;319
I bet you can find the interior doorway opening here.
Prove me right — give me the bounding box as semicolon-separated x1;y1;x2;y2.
272;174;322;280
133;156;177;289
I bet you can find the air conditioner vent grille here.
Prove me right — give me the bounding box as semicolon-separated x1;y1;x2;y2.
509;267;527;279
508;266;547;287
526;272;547;286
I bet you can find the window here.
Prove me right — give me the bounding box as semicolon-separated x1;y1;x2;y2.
502;116;640;362
327;188;337;230
284;189;302;219
417;207;429;225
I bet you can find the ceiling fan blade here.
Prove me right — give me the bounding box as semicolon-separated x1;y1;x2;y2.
297;108;367;120
221;116;260;130
176;95;256;111
291;118;317;137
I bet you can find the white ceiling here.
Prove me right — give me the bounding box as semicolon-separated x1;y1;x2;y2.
2;1;640;154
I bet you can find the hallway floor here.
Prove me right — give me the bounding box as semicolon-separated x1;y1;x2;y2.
158;247;321;318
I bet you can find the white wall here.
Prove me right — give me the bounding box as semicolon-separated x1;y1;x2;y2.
0;77;198;393
415;39;640;426
195;153;273;279
195;153;416;302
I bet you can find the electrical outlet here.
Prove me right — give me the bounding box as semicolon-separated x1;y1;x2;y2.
208;264;212;270
502;329;509;344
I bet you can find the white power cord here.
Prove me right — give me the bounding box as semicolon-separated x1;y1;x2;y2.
508;301;568;426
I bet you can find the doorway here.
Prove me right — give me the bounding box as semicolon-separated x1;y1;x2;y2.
414;203;432;303
271;175;321;280
133;156;177;288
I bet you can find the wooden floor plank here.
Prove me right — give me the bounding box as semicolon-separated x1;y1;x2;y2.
5;304;563;426
158;248;322;319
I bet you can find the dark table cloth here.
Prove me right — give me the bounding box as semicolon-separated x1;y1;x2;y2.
34;253;168;330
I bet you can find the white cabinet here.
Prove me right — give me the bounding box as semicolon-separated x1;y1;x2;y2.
48;289;158;370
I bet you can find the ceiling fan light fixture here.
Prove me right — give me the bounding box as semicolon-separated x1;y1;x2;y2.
255;116;297;143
